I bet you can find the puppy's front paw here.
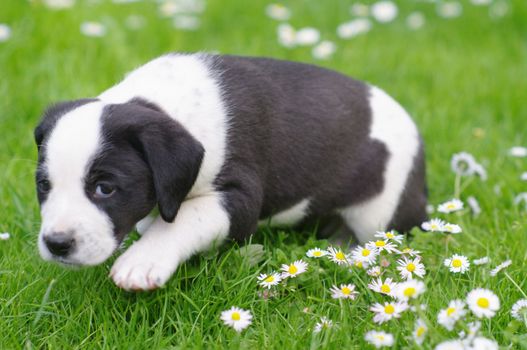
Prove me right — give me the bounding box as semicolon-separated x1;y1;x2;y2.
110;245;175;291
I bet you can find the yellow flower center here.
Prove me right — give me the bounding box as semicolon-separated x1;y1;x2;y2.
362;249;371;257
231;312;240;321
380;284;391;293
452;259;462;268
313;251;322;257
404;287;416;298
386;233;394;239
288;264;298;274
336;251;345;260
407;263;416;272
446;307;456;316
376;335;385;340
355;261;363;268
342;287;351;295
431;224;439;230
477;297;489;308
416;326;426;337
375;240;386;247
447;203;456;209
264;275;275;283
384;304;395;314
403;248;411;253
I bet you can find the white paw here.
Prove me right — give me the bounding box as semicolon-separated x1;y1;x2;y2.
110;244;175;291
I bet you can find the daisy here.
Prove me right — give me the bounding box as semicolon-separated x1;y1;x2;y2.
458;320;481;341
375;230;404;244
394;280;426;301
0;232;10;240
435;339;465;350
327;246;350;265
413;318;428;345
473;256;490;265
352;245;379;265
80;21;106;37
330;283;358;300
368;277;397;297
515;193;527;209
0;24;11;42
466;288;500;318
521;172;527;181
511;299;527;321
444;254;470;274
473;163;488;181
277;23;296;48
351;258;369;270
490;259;512;276
509;146;527;158
366;240;398;254
313;317;333;333
470;337;499;350
438;199;464;213
336;18;372;39
421;218;446;232
370;301;408;324
281;260;308;278
451;152;478;176
406;12;425;30
43;0;75;9
257;272;282;289
312;41;336;60
396;257;426;279
306;247;328;258
437;299;467;331
443;223;462;234
398;247;421;257
294;27;320;46
364;330;394;348
467;196;481;216
437;1;463;19
265;3;291;21
367;266;382;277
220;306;252;332
371;1;398;23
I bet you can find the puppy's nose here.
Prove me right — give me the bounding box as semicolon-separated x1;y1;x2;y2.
44;232;75;257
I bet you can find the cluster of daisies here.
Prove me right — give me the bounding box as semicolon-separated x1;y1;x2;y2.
220;196;526;348
266;0;509;60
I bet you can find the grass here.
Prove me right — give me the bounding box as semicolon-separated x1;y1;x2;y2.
1;0;526;348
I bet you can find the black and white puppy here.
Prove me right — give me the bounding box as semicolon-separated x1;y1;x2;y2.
35;53;427;291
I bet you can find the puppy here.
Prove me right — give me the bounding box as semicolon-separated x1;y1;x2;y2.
34;53;427;290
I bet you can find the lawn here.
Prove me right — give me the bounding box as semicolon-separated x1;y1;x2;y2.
1;0;526;348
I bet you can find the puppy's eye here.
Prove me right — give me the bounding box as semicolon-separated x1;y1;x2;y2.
37;179;51;193
94;183;115;199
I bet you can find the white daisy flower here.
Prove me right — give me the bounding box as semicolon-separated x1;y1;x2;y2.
0;24;11;42
220;306;252;332
352;245;379;265
364;330;394;348
80;21;106;37
265;3;291;21
368;277;397;297
257;272;282;289
413;318;428;345
443;223;462;234
426;204;435;214
437;299;467;331
330;283;358;300
444;254;470;274
398;247;421;257
490;259;512;276
515;193;527;210
451;152;478;176
336;18;372;39
375;230;404;244
467;196;481;216
327;246;350;265
281;260;308;278
370;301;408;324
521;172;527;181
473;163;488;181
367;266;382;277
511;299;527;321
458;320;481;342
467;288;500;318
294;27;320;46
371;1;398;23
394;280;426;301
470;337;499;350
313;317;333;333
43;0;75;9
421;218;446;232
351;258;370;270
473;256;490;265
438;199;464;213
396;257;426;279
312;41;336;60
366;240;398;254
0;232;10;240
306;247;328;258
350;3;369;17
435;339;465;350
509;146;527;158
437;1;463;19
277;23;296;48
406;12;425;30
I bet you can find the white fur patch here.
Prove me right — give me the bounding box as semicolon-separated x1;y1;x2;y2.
340;86;419;243
39;102;117;265
259;199;310;227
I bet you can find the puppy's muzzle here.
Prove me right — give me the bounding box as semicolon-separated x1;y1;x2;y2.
43;231;76;257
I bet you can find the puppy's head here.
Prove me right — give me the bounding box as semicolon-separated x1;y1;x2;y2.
34;98;204;266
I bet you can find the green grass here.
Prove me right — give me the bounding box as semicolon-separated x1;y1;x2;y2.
1;0;527;348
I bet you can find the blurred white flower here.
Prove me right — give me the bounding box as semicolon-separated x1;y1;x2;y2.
438;198;464;213
313;317;334;333
312;40;336;60
489;1;509;19
473;163;488;181
470;337;499;350
113;0;141;3
365;330;394;348
265;3;291;21
371;1;398;23
437;1;463;19
295;27;320;46
451;152;477;176
511;299;527;321
80;22;106;37
471;0;492;5
521;172;527;181
277;23;296;48
350;3;369;17
489;259;511;276
509;146;527;157
0;232;10;240
514;193;527;210
159;0;205;17
426;204;435;214
466;288;500;318
435;340;465;350
437;299;467;330
413;318;428;345
337;18;372;39
173;15;200;30
473;256;490;265
0;24;11;42
125;15;145;30
44;0;75;9
406;12;425;30
467;196;481;216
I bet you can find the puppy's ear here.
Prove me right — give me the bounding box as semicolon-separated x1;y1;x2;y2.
107;101;205;222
